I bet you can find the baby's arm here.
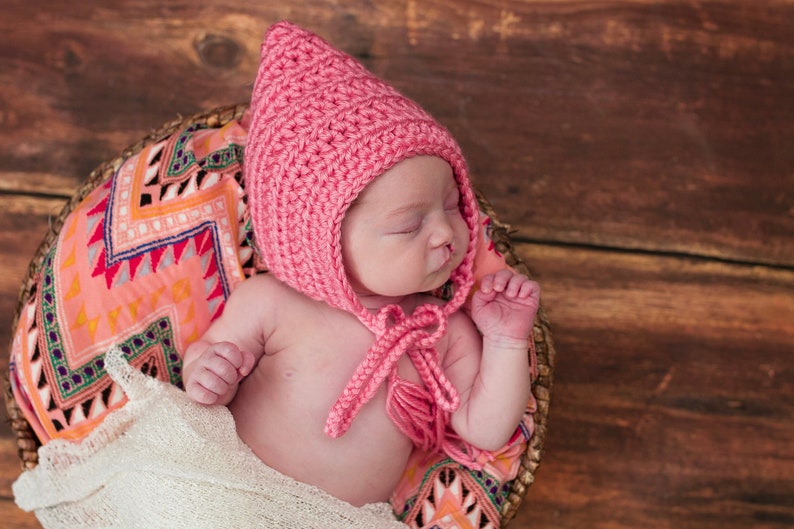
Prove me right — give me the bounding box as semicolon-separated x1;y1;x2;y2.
182;275;273;406
445;269;540;451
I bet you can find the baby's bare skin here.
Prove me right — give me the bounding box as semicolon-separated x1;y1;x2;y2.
202;275;420;505
183;156;540;507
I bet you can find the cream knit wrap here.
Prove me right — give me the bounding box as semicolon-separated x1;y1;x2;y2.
13;348;407;529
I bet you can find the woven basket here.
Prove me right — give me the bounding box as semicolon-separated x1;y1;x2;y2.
3;104;555;527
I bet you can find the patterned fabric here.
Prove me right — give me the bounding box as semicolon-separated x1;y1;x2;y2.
10;119;255;442
8;116;535;529
392;408;535;529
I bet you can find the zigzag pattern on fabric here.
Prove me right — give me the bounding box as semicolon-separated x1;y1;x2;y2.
13;120;253;442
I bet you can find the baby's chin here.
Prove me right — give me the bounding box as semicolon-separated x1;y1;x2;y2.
423;275;450;294
424;260;461;292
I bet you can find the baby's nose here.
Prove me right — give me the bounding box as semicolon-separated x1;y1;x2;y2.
429;218;454;248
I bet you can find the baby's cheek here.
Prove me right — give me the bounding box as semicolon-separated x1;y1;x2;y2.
455;217;471;244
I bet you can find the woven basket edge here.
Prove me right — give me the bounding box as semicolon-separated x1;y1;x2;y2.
2;103;555;527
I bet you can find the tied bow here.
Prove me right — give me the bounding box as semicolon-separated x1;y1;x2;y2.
324;303;460;450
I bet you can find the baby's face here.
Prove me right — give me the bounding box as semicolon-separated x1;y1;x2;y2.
341;155;469;300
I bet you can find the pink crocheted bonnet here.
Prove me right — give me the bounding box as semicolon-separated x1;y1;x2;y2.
244;21;480;458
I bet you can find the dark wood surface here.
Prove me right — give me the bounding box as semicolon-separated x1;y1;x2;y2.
2;1;792;528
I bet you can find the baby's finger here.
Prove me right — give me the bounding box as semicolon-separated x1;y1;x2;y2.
209;342;245;368
238;350;257;377
478;273;495;294
204;354;241;385
491;269;514;291
195;369;232;398
505;274;527;297
519;279;540;299
186;378;221;405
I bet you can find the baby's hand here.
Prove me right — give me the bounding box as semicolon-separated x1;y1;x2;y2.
470;269;540;344
184;342;256;405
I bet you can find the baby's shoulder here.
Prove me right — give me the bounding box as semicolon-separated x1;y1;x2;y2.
235;273;336;319
446;307;478;337
231;272;277;298
226;273;301;310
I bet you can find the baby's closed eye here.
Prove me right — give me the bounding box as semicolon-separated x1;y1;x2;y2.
388;215;424;236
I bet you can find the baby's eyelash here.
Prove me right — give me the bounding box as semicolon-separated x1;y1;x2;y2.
396;225;420;235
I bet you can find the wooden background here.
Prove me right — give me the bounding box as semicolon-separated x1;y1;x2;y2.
2;1;792;527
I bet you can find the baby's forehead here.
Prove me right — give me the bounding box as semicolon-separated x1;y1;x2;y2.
354;176;458;216
358;157;457;197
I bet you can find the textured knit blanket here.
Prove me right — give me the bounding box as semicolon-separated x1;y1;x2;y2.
13;347;408;529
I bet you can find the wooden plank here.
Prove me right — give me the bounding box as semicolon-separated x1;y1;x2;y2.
0;195;67;345
1;1;792;265
512;243;794;529
0;438;38;529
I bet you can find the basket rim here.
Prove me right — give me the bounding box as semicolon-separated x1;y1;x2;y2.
2;103;555;526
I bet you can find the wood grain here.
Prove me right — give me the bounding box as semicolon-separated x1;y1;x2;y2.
1;1;792;528
2;1;792;264
512;244;794;529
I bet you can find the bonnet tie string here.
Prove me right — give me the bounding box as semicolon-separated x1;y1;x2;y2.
324;303;460;444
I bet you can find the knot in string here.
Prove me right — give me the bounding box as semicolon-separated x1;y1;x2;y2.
324;303;460;440
385;373;485;468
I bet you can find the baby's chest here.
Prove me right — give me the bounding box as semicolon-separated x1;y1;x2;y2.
265;317;426;395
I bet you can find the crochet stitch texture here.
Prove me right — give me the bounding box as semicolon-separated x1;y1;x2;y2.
244;21;480;462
